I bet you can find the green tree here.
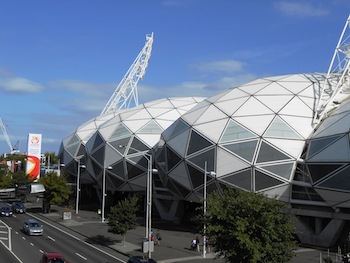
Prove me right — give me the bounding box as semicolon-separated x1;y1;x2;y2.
39;171;72;213
196;188;297;263
107;195;139;245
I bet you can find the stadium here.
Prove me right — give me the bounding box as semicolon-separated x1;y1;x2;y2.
59;17;350;247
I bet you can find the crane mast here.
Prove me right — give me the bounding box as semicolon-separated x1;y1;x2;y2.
100;33;154;115
0;117;19;154
313;15;350;126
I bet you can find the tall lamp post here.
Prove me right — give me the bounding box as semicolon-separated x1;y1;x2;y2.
203;161;216;258
102;159;113;223
75;158;86;214
118;144;157;258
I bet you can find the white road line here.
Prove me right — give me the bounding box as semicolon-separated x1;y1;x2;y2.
27;212;127;263
76;252;87;260
30;242;34;246
0;237;8;240
47;236;55;241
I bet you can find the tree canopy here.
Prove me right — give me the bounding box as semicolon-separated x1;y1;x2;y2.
196;188;297;263
39;171;72;212
108;195;139;245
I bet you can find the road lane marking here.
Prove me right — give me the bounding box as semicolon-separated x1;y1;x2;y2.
30;242;34;246
27;212;127;263
76;253;88;260
47;236;55;241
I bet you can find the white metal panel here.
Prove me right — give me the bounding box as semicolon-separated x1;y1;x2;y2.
151;100;175;108
256;95;293;113
194;105;227;125
157;109;182;121
280;81;313;95
279;115;313;139
234;115;274;136
279;97;314;118
155;119;176;130
99;124;117;140
255;82;292;96
125;108;151;121
264;138;304;159
216;147;250;178
195;119;228;144
146;107;172;118
217;88;249;102
182;105;210;124
214;97;248;116
123;119;150;133
137;134;162;148
308;136;350;162
233;97;273;117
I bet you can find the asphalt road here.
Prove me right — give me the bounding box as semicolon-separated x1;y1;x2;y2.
0;203;130;263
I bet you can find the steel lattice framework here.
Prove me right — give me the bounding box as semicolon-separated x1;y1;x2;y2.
100;33;154;115
314;15;350;125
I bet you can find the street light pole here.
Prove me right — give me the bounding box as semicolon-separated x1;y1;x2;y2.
75;158;81;214
203;161;215;258
75;158;86;215
102;159;112;223
102;159;107;222
147;153;153;259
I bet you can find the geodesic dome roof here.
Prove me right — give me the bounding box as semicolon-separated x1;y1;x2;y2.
155;74;326;203
61;97;204;192
305;95;350;208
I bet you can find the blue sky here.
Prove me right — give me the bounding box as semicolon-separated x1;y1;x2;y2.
0;0;349;155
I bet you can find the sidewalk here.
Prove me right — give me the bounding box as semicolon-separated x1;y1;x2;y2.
26;202;331;263
28;203;223;263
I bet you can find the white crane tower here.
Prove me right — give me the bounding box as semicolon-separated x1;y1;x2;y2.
314;15;350;126
0;117;19;154
100;32;154;115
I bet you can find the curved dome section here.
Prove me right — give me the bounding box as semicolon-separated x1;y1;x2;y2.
58;112;116;180
81;97;205;192
306;96;350;208
156;74;325;203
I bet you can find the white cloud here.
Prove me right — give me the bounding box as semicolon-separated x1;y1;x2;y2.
274;1;329;17
0;77;43;93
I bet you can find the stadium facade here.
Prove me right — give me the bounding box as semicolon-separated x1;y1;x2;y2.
59;73;350;247
59;16;350;247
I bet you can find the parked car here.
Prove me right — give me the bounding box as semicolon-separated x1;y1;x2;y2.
12;202;26;213
23;219;43;236
0;206;13;217
127;256;157;263
39;252;69;263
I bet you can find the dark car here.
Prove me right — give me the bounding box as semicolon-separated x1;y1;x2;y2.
12;202;26;213
39;252;69;263
0;206;13;217
127;256;157;263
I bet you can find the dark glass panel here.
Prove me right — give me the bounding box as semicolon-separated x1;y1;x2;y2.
307;164;343;183
126;161;145;179
167;147;182;172
223;140;258;163
111;160;126;179
91;145;104;165
319;166;350;191
187;131;213;156
308;135;342;158
255;170;283;191
170;119;189;139
256;141;290;163
221;170;251;191
109;136;131;154
128;137;149;154
92;132;104;151
188;148;215;172
187;164;205;189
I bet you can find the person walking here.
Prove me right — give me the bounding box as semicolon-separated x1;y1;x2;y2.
156;230;162;245
196;236;200;252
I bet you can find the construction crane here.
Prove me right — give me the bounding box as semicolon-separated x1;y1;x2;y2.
313;15;350;126
100;32;154;115
0;117;19;154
